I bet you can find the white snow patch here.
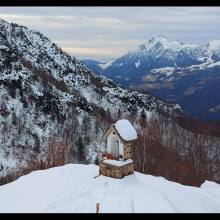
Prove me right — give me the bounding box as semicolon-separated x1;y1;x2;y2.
146;110;153;120
0;164;219;213
31;84;43;97
207;61;220;68
7;98;23;116
186;62;211;71
135;60;140;68
99;61;113;70
173;104;181;111
103;159;133;167
0;45;9;51
151;67;175;77
115;119;137;141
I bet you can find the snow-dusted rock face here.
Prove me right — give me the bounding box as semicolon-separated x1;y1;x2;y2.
0;164;219;213
0;18;181;177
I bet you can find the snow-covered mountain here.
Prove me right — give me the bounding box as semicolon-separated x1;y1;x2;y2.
84;36;213;84
0;19;181;179
83;36;220;121
0;164;219;213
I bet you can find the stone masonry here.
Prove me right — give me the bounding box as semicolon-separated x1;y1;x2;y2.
99;160;134;179
124;144;133;160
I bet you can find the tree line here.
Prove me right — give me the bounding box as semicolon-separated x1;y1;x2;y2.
133;110;220;186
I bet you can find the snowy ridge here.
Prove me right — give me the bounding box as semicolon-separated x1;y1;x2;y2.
207;61;220;68
151;67;175;77
135;36;202;57
98;60;114;70
143;61;214;83
0;164;219;213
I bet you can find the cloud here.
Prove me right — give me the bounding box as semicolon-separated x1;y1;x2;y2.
0;7;220;62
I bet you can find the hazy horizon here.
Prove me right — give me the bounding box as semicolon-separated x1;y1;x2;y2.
0;7;220;62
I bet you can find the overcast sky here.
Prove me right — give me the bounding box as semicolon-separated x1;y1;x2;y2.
0;7;220;62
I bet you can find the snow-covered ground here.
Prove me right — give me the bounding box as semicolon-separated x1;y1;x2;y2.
0;164;219;213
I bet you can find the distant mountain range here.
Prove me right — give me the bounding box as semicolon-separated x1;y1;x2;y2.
82;36;220;121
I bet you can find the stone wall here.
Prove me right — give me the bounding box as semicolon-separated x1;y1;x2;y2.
124;144;133;160
99;160;134;179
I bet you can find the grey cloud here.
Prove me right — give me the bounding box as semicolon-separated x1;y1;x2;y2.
0;7;220;62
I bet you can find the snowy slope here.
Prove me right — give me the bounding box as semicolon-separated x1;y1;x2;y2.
0;18;182;177
0;164;219;213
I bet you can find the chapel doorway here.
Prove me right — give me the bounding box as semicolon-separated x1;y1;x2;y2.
111;137;119;159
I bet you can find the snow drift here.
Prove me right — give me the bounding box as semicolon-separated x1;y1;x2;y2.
0;164;219;213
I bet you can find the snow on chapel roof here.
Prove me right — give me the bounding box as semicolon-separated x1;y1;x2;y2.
114;119;137;141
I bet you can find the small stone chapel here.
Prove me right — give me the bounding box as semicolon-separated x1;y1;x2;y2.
99;119;137;179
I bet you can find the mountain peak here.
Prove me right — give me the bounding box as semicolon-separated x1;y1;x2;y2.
0;18;7;23
145;35;169;48
0;18;9;27
151;35;168;42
